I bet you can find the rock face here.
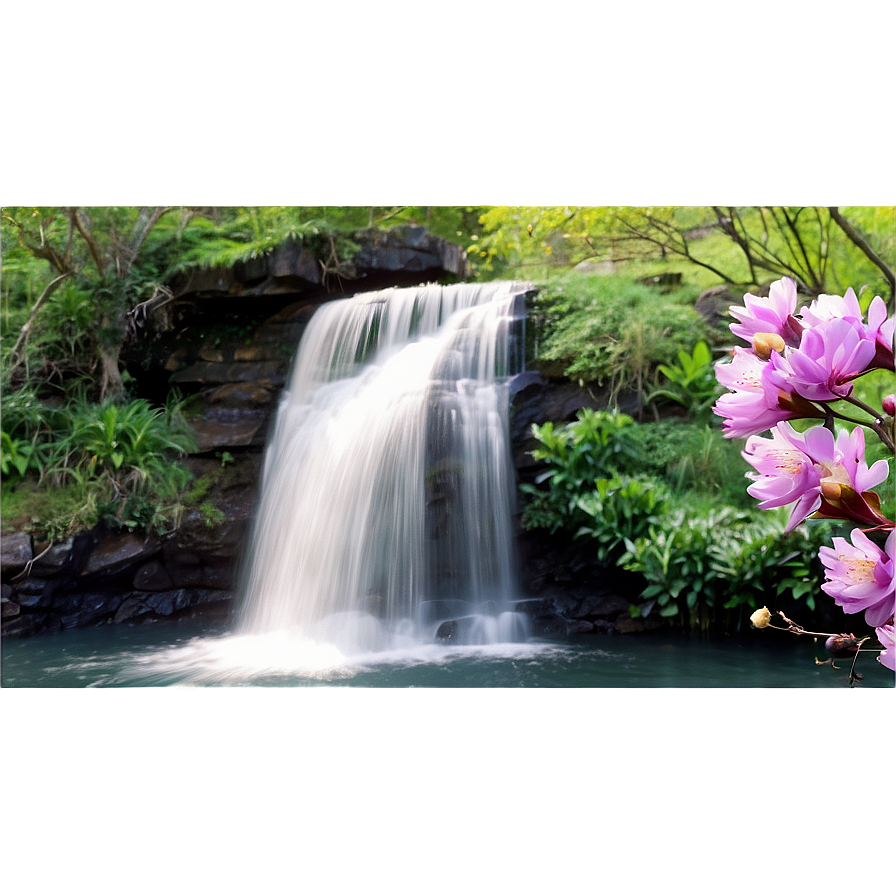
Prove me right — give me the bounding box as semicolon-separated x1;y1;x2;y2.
512;528;660;637
1;533;33;576
1;524;239;636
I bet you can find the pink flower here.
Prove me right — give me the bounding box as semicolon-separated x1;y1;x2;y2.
729;278;802;346
798;287;863;328
875;622;895;671
713;349;824;439
865;295;895;371
775;317;877;403
743;424;826;527
819;529;895;628
742;423;890;531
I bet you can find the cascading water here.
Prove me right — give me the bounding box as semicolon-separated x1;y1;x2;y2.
236;281;533;654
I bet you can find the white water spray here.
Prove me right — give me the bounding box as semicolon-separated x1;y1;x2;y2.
237;281;532;652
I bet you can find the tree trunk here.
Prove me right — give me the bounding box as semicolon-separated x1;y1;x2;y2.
98;343;124;401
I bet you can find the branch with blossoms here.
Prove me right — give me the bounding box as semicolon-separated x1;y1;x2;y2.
712;277;895;682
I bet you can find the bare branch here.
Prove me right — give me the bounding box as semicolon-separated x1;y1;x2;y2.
125;206;174;275
5;271;74;375
67;207;106;278
613;211;741;284
828;207;896;298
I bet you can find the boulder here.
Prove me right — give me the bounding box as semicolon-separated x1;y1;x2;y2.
114;596;152;624
59;593;123;628
207;381;275;408
80;533;161;579
2;613;46;637
29;538;75;576
509;374;641;474
189;410;270;452
614;615;663;634
145;589;193;616
576;594;631;619
352;226;468;278
435;619;458;643
133;560;175;591
14;578;56;608
1;532;33;576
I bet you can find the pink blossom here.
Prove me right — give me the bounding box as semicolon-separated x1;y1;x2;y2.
875;622;895;671
713;349;824;439
819;529;895;628
798;287;863;328
776;317;877;402
865;295;895;370
729;278;801;346
742;423;890;531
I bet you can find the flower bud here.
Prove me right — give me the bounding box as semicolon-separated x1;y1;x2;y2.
825;634;859;658
753;332;786;360
750;606;772;629
883;394;895;417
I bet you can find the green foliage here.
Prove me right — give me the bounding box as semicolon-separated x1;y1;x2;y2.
519;403;821;631
1;432;47;479
0;383;62;440
49;398;195;484
529;272;708;402
574;475;670;564
646;340;722;424
1;478;99;542
621;421;752;507
3;395;198;539
618;507;830;629
200;501;226;528
520;409;646;531
165;209;330;274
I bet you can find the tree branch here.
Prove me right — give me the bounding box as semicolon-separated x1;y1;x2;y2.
5;271;74;375
125;206;174;274
828;207;896;298
67;207;106;278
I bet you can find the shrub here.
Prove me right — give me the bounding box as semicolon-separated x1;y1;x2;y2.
625;420;754;507
520;409;646;532
574;475;670;563
618;506;831;630
1;431;47;480
529;272;708;404
645;340;723;424
21;395;200;537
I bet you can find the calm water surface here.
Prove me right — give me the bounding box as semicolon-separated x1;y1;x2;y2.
2;617;893;688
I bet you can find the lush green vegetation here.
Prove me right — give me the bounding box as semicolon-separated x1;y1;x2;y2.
1;391;197;540
526;272;711;404
518;408;834;631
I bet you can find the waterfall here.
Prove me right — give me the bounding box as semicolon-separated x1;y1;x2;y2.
237;281;532;652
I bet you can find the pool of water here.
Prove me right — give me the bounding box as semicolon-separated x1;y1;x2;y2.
2;616;892;687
